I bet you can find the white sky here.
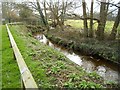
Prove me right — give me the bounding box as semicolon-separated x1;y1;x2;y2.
0;0;119;15
74;0;119;15
0;0;119;3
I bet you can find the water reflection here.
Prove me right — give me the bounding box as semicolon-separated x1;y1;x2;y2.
34;34;119;83
82;61;95;73
97;66;106;78
65;53;83;66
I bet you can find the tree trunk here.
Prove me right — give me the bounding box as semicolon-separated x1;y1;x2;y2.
109;8;120;40
48;1;64;30
36;0;49;30
61;0;66;25
89;0;94;38
8;18;11;23
96;0;108;40
82;0;88;37
56;15;64;30
55;2;64;30
44;0;47;22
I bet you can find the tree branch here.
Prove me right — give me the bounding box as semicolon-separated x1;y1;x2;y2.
96;0;120;8
107;8;118;15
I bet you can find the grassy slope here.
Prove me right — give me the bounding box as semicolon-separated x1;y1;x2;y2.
9;25;109;88
1;25;20;88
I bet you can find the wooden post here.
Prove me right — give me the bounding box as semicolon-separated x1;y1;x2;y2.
21;76;25;90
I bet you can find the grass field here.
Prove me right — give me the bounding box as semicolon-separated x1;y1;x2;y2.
65;19;120;34
1;25;20;88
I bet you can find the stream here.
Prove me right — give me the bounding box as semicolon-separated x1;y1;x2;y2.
34;33;120;84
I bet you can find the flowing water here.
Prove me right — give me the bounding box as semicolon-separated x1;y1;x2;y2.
34;34;120;83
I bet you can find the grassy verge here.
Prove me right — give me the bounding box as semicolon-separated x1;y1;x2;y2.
9;25;119;88
1;25;20;88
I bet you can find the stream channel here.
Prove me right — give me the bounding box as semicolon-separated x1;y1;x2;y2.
34;33;120;84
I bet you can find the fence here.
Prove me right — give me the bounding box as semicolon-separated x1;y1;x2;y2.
6;24;38;89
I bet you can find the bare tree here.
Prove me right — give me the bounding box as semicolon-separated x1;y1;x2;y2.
43;0;47;22
82;0;88;37
89;0;94;38
36;0;47;25
61;0;67;25
36;0;49;30
2;2;16;23
109;4;120;40
96;0;109;40
47;0;73;30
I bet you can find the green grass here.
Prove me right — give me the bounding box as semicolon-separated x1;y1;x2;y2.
65;19;84;29
1;25;21;88
9;25;106;88
64;19;119;34
9;25;50;88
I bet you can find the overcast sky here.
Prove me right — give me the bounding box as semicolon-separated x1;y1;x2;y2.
0;0;119;15
74;0;119;15
1;0;119;3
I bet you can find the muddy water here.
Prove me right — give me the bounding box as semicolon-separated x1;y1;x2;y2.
34;34;120;83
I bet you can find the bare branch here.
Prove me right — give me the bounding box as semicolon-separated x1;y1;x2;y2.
96;0;120;8
107;8;118;15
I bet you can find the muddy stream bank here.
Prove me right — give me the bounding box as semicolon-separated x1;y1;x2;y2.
34;33;120;84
